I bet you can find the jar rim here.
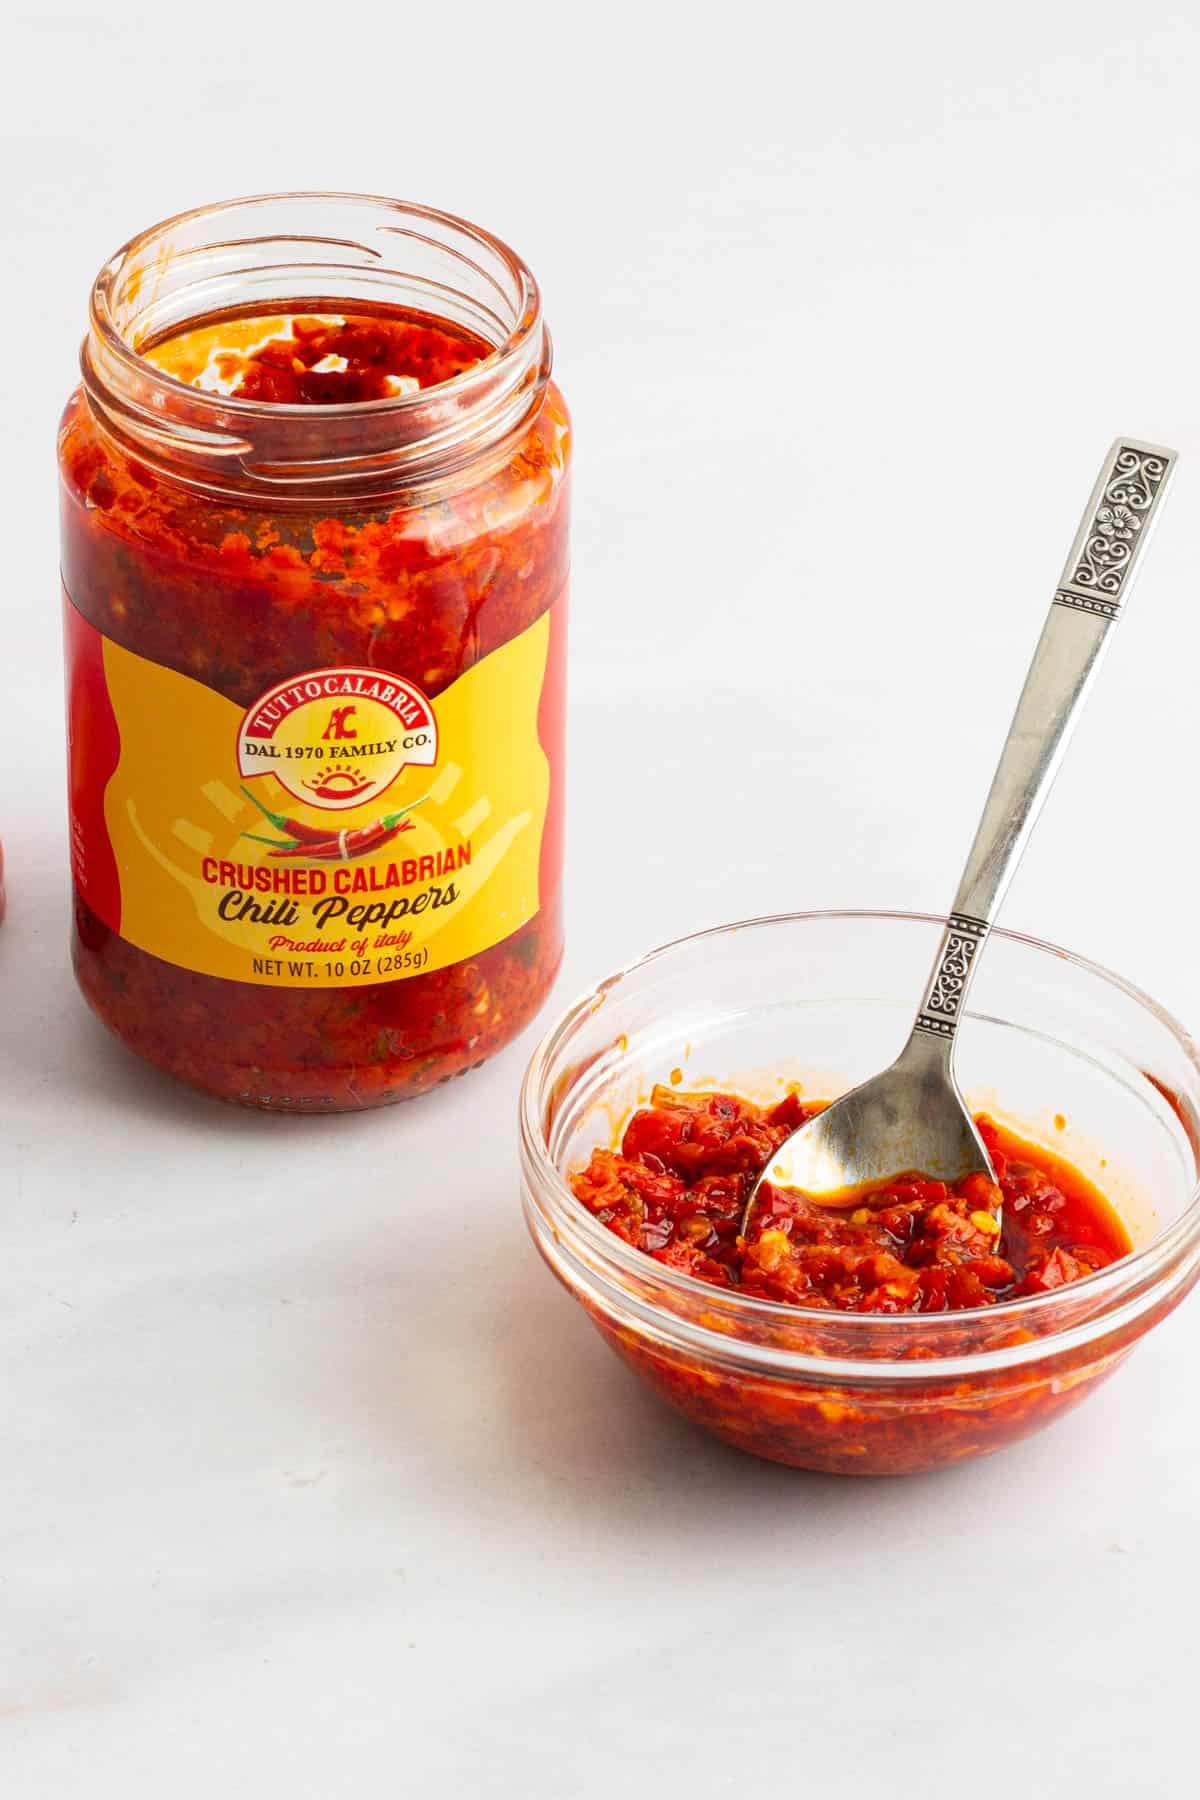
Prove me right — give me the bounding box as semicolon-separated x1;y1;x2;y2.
80;191;551;498
519;909;1200;1382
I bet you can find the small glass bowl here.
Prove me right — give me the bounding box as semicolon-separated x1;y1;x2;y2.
519;912;1200;1475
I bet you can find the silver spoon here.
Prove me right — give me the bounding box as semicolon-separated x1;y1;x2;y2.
744;438;1177;1234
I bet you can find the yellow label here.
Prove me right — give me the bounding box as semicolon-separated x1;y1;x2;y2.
92;614;552;987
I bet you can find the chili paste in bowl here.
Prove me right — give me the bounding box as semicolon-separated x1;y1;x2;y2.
572;1089;1130;1314
520;913;1200;1475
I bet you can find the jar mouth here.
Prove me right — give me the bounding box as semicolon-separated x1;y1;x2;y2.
81;191;551;500
519;910;1200;1382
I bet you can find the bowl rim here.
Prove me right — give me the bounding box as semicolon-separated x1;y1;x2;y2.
519;908;1200;1375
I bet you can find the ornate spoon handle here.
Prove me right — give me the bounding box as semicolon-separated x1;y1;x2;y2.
912;438;1177;1047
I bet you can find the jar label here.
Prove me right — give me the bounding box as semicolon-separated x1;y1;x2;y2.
65;594;564;988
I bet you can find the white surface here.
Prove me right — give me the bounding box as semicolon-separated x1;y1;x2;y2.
4;1;1200;1792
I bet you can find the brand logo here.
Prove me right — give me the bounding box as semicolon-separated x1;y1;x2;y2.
322;705;359;742
238;667;438;811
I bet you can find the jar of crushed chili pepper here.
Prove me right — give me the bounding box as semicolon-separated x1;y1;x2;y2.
60;195;570;1109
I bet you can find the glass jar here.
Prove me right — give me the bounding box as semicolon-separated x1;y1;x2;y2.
60;194;570;1110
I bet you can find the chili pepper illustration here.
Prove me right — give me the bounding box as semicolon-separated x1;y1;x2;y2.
302;772;375;802
266;816;416;860
240;784;337;846
242;793;430;861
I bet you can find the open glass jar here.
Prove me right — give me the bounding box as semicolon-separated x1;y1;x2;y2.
60;194;570;1110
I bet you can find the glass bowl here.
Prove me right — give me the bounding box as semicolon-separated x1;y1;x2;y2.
519;911;1200;1475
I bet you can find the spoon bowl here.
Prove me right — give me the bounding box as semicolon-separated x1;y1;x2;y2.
752;1028;995;1211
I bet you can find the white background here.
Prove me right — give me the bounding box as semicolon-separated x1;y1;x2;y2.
3;1;1199;1792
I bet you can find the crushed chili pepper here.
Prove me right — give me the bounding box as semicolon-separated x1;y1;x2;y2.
176;310;489;406
571;1085;1130;1313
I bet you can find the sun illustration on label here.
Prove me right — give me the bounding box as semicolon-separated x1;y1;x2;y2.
303;769;375;802
236;665;439;812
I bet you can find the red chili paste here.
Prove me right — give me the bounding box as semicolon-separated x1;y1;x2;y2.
571;1086;1130;1313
